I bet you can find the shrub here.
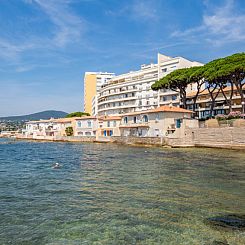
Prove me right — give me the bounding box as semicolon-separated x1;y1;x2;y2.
65;127;73;136
227;111;241;119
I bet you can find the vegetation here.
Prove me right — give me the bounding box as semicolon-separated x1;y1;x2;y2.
216;111;244;121
152;52;245;116
65;112;90;118
65;127;73;136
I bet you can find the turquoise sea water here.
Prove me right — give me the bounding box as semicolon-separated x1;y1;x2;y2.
0;138;245;244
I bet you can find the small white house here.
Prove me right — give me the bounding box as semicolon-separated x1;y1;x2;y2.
73;116;98;136
25;119;53;137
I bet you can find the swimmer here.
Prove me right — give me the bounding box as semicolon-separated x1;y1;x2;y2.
52;163;61;169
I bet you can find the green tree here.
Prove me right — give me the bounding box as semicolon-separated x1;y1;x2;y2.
152;67;204;110
65;112;90;118
199;53;245;116
65;127;73;136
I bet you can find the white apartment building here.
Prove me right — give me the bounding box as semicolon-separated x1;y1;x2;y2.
96;53;203;116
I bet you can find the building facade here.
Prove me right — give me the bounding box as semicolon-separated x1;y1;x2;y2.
186;85;245;119
97;116;121;137
73;116;98;136
96;54;203;116
83;72;115;115
119;106;192;137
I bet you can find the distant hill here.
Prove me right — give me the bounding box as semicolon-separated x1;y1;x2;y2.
0;110;68;121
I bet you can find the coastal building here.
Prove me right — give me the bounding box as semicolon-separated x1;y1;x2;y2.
119;105;193;137
73;116;98;136
24;106;193;139
25;119;54;137
52;118;74;136
97;53;203;116
186;85;245;119
25;118;75;137
84;72;115;115
97;116;121;137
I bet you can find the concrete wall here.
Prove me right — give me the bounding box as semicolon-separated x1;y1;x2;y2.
167;127;245;149
111;136;163;146
55;136;96;142
191;127;245;149
17;135;96;142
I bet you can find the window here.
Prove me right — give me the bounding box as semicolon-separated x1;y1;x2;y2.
143;115;148;123
133;116;137;123
77;121;82;128
113;121;116;127
107;121;110;127
172;95;177;101
85;131;91;136
162;68;167;72
87;121;92;127
124;117;128;124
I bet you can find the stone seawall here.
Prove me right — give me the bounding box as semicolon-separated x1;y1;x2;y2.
16;135;96;142
192;127;245;149
16;127;245;149
111;136;163;146
55;136;96;142
167;127;245;149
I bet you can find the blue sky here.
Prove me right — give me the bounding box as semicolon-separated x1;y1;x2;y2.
0;0;244;116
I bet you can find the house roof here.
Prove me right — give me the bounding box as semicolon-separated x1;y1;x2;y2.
101;116;122;121
121;106;192;117
26;119;53;124
53;118;75;123
73;116;97;121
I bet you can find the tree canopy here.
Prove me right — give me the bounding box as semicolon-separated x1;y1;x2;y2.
65;112;90;118
152;66;203;109
151;52;245;114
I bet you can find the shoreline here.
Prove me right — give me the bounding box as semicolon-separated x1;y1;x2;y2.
13;135;245;151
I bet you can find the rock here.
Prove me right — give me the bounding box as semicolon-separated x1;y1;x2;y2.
211;241;229;245
205;214;245;231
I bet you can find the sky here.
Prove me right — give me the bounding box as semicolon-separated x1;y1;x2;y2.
0;0;244;116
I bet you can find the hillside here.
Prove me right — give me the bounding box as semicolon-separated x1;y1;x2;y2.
0;110;68;121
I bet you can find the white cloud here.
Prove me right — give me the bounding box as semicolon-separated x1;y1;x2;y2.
131;0;159;21
172;0;245;46
0;38;34;60
106;0;159;22
0;0;87;66
32;0;86;47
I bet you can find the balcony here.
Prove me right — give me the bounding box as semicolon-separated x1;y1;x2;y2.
119;122;149;128
98;103;137;112
98;96;137;106
99;88;138;98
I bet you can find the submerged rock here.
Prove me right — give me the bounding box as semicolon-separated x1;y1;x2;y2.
205;214;245;231
211;240;229;245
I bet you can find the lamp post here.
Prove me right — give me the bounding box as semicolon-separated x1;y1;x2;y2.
242;101;245;119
